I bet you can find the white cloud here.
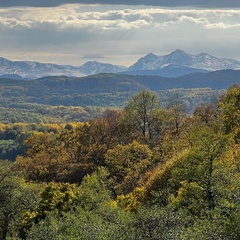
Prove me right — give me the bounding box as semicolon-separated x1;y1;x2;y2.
1;6;240;30
206;22;240;29
0;5;240;65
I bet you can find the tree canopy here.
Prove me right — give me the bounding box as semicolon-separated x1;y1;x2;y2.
0;85;240;239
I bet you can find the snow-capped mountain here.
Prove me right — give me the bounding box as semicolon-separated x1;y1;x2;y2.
1;50;240;79
79;61;127;75
128;49;240;72
0;57;127;79
0;57;84;79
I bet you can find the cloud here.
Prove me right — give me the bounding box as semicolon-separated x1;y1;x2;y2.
0;0;240;8
1;7;240;31
0;5;240;66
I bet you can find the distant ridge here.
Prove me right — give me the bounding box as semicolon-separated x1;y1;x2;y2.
0;74;28;80
1;69;239;94
122;64;209;78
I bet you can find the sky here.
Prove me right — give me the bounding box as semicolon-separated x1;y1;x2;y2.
1;0;240;67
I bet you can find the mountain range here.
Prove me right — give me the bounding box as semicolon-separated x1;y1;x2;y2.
0;57;127;79
128;49;240;72
1;50;240;79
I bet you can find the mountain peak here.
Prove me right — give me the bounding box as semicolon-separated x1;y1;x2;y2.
171;49;186;55
167;49;190;58
81;61;102;66
145;52;158;57
127;53;159;71
163;49;192;66
79;61;127;75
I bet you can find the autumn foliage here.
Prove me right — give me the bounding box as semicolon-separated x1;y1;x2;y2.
0;85;240;239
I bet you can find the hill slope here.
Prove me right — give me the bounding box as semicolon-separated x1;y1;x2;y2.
2;70;238;123
0;70;239;96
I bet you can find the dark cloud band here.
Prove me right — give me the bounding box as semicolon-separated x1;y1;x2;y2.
1;0;240;8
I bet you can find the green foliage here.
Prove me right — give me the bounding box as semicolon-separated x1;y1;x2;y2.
219;84;240;141
122;90;160;140
0;86;239;239
26;205;136;240
18;182;78;239
0;74;225;124
0;160;40;240
105;141;153;194
0;104;113;124
76;167;113;211
133;206;192;239
0;139;23;161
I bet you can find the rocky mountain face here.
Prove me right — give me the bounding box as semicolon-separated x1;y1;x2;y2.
128;49;240;72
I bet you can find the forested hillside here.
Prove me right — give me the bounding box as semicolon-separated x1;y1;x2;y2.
0;71;232;123
0;85;239;239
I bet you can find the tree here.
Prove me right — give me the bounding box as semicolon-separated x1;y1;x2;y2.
123;90;159;140
0;160;39;240
15;131;71;182
105;141;153;194
193;103;219;125
77;167;113;211
19;182;78;239
170;123;230;217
